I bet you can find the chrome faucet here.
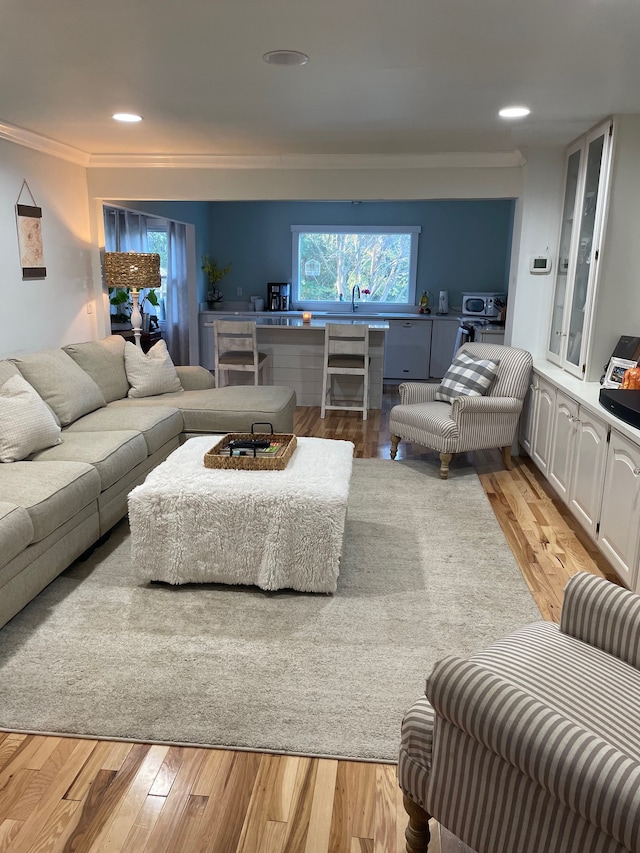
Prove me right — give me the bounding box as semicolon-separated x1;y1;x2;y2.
351;285;360;312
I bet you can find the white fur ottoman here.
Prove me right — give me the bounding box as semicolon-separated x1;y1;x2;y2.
128;435;354;593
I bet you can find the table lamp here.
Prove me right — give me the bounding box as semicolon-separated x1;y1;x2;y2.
104;252;161;348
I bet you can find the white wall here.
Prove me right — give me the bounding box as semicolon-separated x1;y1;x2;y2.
507;147;566;358
87;163;523;203
0;138;99;358
0;137;566;363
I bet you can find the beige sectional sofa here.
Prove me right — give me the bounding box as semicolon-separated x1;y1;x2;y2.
0;335;296;629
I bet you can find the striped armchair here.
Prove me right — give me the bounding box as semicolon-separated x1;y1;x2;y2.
389;343;533;479
398;573;640;853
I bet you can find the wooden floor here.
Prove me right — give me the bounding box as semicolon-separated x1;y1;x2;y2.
0;394;618;853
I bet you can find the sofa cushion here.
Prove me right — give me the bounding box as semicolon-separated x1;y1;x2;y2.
63;336;129;403
67;405;183;455
30;430;148;492
0;375;62;462
108;385;297;434
124;340;183;398
0;501;34;570
0;360;21;385
11;349;106;426
435;351;500;403
0;461;100;542
174;365;215;391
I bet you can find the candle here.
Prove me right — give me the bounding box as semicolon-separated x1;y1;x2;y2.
302;311;312;324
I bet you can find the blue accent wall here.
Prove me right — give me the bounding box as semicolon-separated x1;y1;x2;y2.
205;199;515;310
123;199;515;310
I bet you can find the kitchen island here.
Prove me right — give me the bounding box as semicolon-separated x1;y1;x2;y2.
200;314;389;407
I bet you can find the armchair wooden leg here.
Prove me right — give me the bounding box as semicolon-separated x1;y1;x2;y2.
501;445;513;470
390;434;401;459
403;795;431;853
439;452;452;479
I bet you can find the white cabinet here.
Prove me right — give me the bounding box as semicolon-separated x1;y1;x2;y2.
548;393;608;535
547;120;614;378
598;430;640;589
519;376;538;456
429;319;459;378
478;329;505;345
525;368;640;588
530;376;556;476
531;379;609;537
548;391;579;501
384;319;432;381
569;409;609;536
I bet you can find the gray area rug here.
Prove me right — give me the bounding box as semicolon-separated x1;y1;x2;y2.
0;460;541;761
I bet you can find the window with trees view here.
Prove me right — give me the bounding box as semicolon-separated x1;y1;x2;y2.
292;225;420;308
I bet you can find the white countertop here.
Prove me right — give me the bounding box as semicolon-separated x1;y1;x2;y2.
534;357;640;446
203;315;389;330
201;309;456;322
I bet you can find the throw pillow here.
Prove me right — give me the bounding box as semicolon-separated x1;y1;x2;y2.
124;340;183;398
10;349;106;427
435;351;500;403
63;336;129;403
0;375;62;463
0;360;21;386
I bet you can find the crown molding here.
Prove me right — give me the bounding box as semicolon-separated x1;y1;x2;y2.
87;151;527;170
0;120;90;166
0;118;526;170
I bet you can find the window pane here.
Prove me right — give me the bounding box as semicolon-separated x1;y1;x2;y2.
146;229;168;279
146;228;168;315
296;230;415;304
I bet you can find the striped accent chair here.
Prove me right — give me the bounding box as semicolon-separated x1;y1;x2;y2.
389;343;533;479
398;573;640;853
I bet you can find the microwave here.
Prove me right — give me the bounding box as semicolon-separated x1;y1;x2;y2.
461;292;507;319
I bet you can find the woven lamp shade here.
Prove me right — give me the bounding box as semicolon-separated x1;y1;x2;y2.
103;252;161;289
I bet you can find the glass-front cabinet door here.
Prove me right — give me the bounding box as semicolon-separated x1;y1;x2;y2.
548;120;613;377
548;143;583;360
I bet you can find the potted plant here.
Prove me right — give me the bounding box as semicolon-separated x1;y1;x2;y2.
202;255;232;309
109;287;159;328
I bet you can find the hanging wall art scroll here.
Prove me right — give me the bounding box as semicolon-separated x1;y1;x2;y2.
15;180;46;279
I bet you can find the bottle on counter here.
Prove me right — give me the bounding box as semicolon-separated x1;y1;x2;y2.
419;291;432;314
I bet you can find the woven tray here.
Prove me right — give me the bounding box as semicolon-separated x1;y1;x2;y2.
204;433;297;471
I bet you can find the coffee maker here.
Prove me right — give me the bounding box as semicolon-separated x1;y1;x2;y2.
267;283;290;311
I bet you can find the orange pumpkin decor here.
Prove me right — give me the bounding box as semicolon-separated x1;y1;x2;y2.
621;367;640;390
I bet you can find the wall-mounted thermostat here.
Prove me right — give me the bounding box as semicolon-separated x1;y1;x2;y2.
530;255;552;274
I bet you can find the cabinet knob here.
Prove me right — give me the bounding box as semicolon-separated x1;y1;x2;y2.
634;467;640;476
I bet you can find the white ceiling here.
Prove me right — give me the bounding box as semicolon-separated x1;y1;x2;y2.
2;0;640;159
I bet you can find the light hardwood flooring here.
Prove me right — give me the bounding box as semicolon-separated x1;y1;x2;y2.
0;394;617;853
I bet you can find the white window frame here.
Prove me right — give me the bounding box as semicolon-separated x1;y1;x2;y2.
291;225;421;312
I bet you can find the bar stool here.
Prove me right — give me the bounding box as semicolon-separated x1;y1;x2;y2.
320;323;370;420
206;320;267;387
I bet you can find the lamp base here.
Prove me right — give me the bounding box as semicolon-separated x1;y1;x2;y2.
130;288;142;349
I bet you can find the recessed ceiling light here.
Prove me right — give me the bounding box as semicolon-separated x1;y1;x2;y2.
499;106;531;119
112;113;143;123
262;50;309;66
